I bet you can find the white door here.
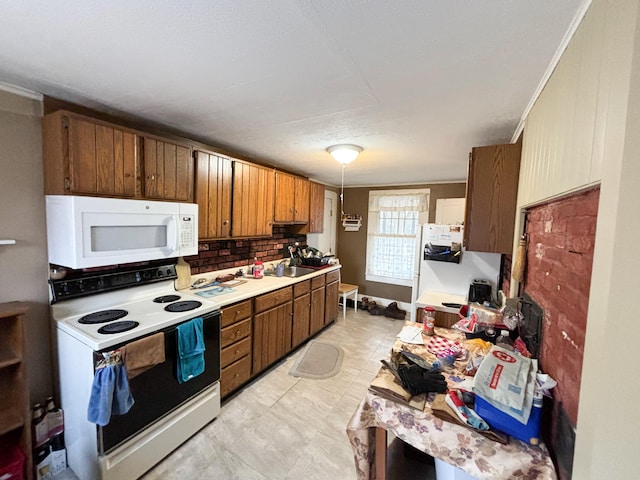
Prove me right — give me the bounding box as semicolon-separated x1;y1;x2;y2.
306;190;337;255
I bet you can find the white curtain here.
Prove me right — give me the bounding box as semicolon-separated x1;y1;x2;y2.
366;190;429;285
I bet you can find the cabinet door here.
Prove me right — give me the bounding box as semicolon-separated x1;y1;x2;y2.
274;171;296;222
252;302;292;374
294;177;310;223
67;115;137;197
308;181;325;233
292;293;311;348
309;286;326;335
143;137;194;202
195;151;232;239
464;143;521;253
324;280;339;326
232;161;275;237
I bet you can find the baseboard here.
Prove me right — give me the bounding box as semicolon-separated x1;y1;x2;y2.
339;294;411;315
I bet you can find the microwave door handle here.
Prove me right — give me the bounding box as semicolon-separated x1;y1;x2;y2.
165;217;179;252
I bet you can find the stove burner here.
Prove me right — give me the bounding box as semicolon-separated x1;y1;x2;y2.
153;295;181;303
164;300;202;313
79;309;128;324
97;321;139;334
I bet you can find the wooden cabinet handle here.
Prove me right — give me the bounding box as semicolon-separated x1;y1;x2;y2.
147;175;155;180
223;220;229;225
235;329;241;336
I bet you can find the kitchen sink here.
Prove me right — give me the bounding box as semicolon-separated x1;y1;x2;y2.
264;265;316;278
282;266;316;277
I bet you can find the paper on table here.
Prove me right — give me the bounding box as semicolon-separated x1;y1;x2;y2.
397;325;425;344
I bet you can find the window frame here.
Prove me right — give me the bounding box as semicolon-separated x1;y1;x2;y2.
365;188;430;287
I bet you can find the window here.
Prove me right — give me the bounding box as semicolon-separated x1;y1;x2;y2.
366;189;430;286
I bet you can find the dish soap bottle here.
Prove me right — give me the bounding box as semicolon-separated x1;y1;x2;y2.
496;330;514;351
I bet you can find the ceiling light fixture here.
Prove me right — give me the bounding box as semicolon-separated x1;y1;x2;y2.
327;144;363;231
326;144;363;165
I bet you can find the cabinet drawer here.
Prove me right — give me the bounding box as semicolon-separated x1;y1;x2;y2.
293;280;310;297
220;318;251;349
255;286;292;313
221;355;252;398
325;270;340;284
221;336;252;369
311;275;325;289
221;299;252;328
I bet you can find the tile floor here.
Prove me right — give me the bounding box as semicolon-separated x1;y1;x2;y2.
57;308;436;480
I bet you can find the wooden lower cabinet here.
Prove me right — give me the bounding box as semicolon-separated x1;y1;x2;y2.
220;270;343;398
220;299;252;398
324;270;340;326
292;280;311;348
253;287;293;374
310;286;326;335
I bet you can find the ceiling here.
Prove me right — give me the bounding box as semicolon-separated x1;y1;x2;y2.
0;1;587;187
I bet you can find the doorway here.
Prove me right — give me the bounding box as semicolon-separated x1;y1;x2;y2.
306;190;337;255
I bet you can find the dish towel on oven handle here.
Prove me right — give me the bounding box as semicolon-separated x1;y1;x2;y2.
176;317;206;383
87;352;135;426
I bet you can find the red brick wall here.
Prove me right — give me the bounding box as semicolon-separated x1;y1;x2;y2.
185;226;307;274
523;187;599;427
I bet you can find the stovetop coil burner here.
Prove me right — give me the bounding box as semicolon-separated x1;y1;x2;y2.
153;295;181;303
79;309;128;325
97;321;139;334
164;300;202;313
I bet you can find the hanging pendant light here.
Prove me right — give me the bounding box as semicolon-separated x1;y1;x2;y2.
326;144;363;231
326;144;363;165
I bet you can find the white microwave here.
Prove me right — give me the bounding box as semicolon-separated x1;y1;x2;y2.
45;195;198;269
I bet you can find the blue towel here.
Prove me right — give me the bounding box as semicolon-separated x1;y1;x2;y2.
176;317;206;383
87;364;134;426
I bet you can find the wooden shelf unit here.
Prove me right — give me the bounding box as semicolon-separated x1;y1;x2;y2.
0;302;32;480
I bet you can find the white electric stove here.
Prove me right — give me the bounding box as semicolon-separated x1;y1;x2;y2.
50;263;222;480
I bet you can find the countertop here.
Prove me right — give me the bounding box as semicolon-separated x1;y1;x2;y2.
415;290;466;314
180;262;342;309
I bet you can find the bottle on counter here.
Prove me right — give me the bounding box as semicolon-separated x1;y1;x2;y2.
253;260;264;279
422;306;435;336
496;330;514;351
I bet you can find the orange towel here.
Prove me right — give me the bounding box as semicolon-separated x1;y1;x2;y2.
122;332;165;379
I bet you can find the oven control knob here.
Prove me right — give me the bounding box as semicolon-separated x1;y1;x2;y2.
142;271;151;280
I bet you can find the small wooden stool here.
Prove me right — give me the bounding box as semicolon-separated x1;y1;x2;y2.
338;283;359;320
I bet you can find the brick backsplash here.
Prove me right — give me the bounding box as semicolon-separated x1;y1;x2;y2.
184;226;307;274
522;187;598;478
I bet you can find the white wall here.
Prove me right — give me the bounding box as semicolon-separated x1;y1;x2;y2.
513;0;640;477
0;88;52;401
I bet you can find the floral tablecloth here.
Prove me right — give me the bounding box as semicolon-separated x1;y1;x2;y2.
346;326;557;480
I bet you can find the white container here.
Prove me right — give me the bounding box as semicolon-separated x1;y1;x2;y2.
434;458;479;480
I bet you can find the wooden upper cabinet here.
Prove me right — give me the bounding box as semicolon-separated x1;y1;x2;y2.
308;181;325;233
42;110;137;197
464;142;522;254
231;160;275;237
195;150;232;239
42;110;195;203
274;171;309;224
141;137;194;202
